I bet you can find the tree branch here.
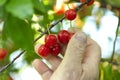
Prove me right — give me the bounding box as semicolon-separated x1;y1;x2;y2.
0;1;88;73
110;11;120;63
0;50;25;73
33;17;65;43
101;58;120;66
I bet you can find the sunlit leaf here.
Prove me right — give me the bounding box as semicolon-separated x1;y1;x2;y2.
0;6;5;19
112;70;120;80
106;0;120;7
103;63;112;80
32;0;46;14
23;51;40;64
0;0;6;6
3;14;34;51
6;0;34;19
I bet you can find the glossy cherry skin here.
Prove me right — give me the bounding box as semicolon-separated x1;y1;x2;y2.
65;9;77;20
58;30;71;44
45;34;57;47
0;48;7;60
38;45;51;57
51;43;61;56
80;0;94;6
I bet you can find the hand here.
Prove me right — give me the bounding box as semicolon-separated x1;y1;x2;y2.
32;28;101;80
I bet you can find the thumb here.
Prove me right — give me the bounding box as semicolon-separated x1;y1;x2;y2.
63;31;87;65
50;31;87;80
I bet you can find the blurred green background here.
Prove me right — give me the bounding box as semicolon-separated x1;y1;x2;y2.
0;0;120;80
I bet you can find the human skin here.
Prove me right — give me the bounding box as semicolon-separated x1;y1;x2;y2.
32;28;101;80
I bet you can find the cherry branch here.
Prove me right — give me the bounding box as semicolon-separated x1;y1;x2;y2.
101;59;120;66
100;0;120;10
110;11;120;63
0;1;88;73
0;50;25;73
33;17;65;43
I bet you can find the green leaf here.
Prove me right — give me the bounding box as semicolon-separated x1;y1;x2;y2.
3;14;34;51
118;29;120;36
112;70;120;80
0;6;5;19
106;0;120;7
0;0;6;6
23;51;40;64
6;0;34;19
103;64;112;80
32;0;46;14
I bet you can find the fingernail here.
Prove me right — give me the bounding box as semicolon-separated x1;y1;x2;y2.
34;44;41;53
75;32;87;43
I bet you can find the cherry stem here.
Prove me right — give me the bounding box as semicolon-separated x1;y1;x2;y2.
47;25;51;35
70;21;72;28
67;4;70;9
61;21;64;30
110;11;120;64
0;50;25;73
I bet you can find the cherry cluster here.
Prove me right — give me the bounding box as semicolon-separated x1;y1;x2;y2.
38;30;73;57
38;0;95;57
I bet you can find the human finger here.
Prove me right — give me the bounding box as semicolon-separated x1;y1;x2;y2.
34;44;62;71
83;37;101;65
68;27;81;33
50;31;87;80
32;59;53;80
81;37;101;79
60;27;81;56
62;31;87;68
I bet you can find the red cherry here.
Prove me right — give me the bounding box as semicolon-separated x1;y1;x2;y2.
80;0;94;6
80;0;86;2
65;9;77;20
58;30;71;44
87;0;94;6
45;34;57;47
51;43;61;56
38;45;51;57
70;33;74;39
0;48;7;60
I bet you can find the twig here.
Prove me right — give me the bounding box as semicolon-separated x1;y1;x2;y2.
0;1;88;73
0;50;25;73
110;11;120;63
101;59;120;66
38;29;44;33
33;17;65;43
100;0;120;10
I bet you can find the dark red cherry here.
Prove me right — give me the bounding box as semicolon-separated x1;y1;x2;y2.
51;43;61;56
65;9;77;20
45;34;57;47
58;30;71;44
38;45;51;57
